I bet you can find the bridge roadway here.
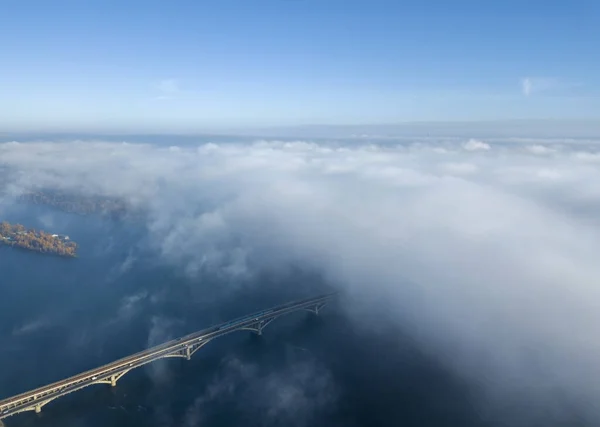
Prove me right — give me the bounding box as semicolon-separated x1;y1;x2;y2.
0;292;335;421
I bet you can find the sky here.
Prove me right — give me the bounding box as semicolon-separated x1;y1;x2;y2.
0;0;599;132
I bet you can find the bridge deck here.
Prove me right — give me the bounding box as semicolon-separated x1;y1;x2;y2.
0;292;336;420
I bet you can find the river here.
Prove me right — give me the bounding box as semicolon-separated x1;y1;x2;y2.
0;203;487;427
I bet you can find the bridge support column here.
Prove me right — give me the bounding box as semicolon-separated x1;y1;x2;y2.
185;346;191;361
110;375;117;387
35;404;42;414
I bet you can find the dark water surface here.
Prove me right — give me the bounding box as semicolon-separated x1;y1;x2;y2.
0;204;489;427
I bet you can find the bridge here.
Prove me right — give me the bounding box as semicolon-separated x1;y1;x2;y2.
0;292;336;421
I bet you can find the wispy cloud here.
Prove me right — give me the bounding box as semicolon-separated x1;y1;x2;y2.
522;77;533;96
521;77;581;97
521;77;559;96
155;78;181;100
12;317;53;336
183;356;336;427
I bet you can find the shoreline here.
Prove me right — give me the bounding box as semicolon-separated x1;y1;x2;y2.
0;244;77;258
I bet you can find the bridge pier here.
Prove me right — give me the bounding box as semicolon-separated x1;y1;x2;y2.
185;346;191;361
305;302;326;316
35;404;42;414
110;375;117;387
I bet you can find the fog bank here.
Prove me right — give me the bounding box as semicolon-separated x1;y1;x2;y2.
2;136;600;424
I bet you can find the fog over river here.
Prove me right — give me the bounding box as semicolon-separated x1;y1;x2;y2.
2;133;600;426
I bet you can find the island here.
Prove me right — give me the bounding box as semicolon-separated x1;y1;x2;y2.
0;221;77;257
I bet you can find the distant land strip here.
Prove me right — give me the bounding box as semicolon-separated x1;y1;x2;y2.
18;189;133;218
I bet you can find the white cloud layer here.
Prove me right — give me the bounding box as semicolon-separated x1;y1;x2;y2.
2;136;600;422
526;144;556;155
463;138;490;151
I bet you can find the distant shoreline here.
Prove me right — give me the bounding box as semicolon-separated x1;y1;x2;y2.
18;190;132;218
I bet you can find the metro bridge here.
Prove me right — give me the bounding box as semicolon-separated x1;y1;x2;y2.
0;292;336;422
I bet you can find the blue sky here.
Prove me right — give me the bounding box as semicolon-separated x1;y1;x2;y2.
1;0;598;132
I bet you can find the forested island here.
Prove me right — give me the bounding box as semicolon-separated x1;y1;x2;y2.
0;222;77;257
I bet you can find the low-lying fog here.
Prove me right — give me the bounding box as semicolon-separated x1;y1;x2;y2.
2;135;600;426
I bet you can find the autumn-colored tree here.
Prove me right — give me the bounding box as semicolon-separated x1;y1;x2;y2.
0;221;77;257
